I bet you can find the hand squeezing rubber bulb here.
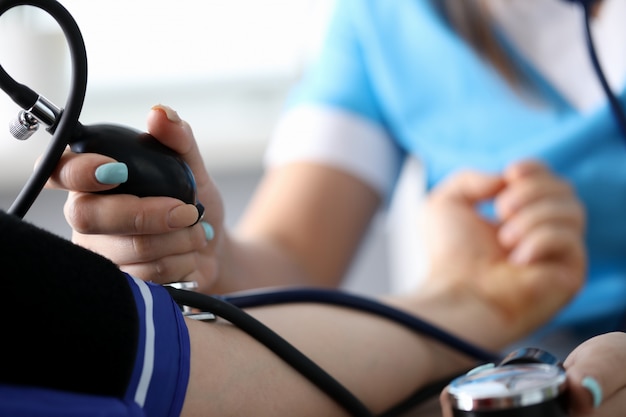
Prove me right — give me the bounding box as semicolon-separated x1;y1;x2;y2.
70;123;199;206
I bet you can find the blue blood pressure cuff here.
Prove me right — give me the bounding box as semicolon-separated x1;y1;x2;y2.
124;274;191;417
0;211;190;417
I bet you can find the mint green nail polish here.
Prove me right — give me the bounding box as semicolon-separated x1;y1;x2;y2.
95;162;128;184
202;222;215;241
582;376;603;408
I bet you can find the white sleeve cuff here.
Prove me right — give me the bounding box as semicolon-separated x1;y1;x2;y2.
264;105;403;200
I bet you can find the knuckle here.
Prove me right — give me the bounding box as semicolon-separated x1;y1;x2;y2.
63;195;92;233
126;258;170;284
59;156;89;191
132;209;148;234
150;258;170;283
130;234;155;260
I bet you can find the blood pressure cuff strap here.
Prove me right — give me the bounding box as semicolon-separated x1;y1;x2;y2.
0;211;190;417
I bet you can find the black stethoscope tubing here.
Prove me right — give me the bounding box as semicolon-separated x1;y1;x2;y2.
579;0;626;140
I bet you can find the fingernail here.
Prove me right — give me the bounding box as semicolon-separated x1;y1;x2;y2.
201;221;215;241
152;104;182;123
582;376;603;408
95;162;128;184
168;205;200;228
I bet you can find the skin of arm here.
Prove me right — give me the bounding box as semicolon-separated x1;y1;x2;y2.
225;160;381;290
180;288;522;417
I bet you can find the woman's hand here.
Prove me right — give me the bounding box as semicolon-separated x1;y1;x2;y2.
47;105;226;293
419;160;586;338
565;331;626;416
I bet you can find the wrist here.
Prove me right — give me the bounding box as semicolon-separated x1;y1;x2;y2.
419;261;577;346
408;285;516;352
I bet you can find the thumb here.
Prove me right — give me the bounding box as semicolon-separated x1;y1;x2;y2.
564;332;626;415
146;104;211;190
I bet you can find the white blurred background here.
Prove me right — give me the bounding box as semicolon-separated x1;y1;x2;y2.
0;0;401;294
0;0;334;184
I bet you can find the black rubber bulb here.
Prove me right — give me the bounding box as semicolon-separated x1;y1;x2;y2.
69;123;202;216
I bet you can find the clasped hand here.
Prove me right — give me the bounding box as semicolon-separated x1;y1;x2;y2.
420;160;586;336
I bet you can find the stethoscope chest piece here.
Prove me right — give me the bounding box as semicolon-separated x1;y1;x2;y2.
448;362;568;417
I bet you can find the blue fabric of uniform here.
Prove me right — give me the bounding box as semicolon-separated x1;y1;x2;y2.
287;0;626;345
0;385;144;417
124;274;190;417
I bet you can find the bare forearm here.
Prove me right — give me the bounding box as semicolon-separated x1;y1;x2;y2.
182;289;518;417
212;163;380;293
